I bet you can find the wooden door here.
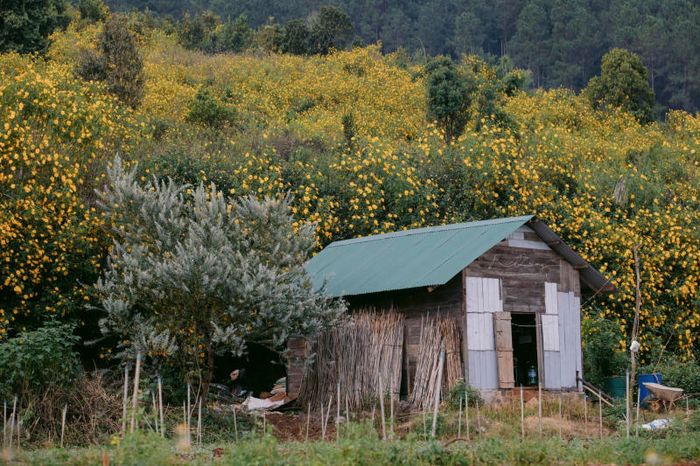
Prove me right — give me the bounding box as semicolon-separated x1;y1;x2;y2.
493;312;515;388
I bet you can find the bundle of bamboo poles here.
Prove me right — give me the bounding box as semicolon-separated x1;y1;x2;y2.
408;316;464;410
298;309;404;411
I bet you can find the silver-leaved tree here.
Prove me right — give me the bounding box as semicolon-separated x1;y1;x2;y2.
94;158;345;393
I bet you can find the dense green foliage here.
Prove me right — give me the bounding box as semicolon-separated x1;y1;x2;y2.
0;0;69;53
99;14;145;107
0;322;81;400
585;48;655;123
425;56;476;143
104;0;700;113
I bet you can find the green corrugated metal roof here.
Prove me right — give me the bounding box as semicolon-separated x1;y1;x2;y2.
306;215;534;297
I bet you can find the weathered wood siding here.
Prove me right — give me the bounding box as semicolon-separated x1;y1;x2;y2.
463;225;582;391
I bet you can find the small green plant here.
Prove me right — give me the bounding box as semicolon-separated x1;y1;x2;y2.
446;378;482;409
186;87;237;129
0;321;81;400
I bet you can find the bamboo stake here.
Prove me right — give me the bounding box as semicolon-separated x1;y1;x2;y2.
458;396;463;438
584;395;588;438
390;380;395;439
262;412;266;438
16;416;20;450
625;370;630;439
465;390;470;441
9;396;16;449
520;386;524;439
558;395;563;440
431;348;445;438
336;382;340;442
324;396;333;440
197;397;202;446
121;365;129;435
151;393;158;435
538;383;542;436
635;388;640;438
305;403;310;442
320;401;325;440
60;404;67;448
157;376;164;438
182;402;187;446
345;395;350;423
130;352;142;433
186;383;191;445
232;406;238;441
476;398;481;434
3;400;6;448
598;390;603;439
379;379;386;441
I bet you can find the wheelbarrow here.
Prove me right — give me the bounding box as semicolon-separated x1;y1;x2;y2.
642;382;684;411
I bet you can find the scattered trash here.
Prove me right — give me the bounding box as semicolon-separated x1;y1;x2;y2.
243;396;287;411
641;419;670;431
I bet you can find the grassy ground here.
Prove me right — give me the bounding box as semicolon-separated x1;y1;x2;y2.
4;405;700;465
5;427;700;465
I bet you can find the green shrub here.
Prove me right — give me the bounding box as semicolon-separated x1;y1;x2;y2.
0;321;81;400
74;48;107;81
187;87;237;129
78;0;109;23
646;359;700;394
582;315;628;387
100;14;145;108
446;378;483;409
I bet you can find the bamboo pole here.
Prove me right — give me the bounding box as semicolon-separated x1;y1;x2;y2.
465;390;470;441
320;401;325;440
538;383;542;436
233;406;238;441
558;395;563;440
305;403;310;442
458;396;463;438
324;396;333;440
130;353;142;434
379;379;386;441
3;400;6;448
121;365;129;435
635;388;641;438
197;397;202;446
390;380;395;439
520;386;524;439
152;393;158;435
476;398;481;434
584;395;588;438
336;382;340;442
9;396;16;449
186;383;191;445
625;370;630;439
598;390;603;439
60;404;67;448
158;376;164;438
431;348;445;438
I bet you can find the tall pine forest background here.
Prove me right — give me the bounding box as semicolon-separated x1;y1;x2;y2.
106;0;700;115
1;0;700;371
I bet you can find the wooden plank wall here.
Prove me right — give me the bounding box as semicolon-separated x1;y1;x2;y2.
464;225;583;391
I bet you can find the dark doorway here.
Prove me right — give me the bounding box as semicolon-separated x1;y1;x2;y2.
511;313;538;387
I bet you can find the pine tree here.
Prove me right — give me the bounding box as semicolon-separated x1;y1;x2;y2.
100;14;145;108
0;0;69;53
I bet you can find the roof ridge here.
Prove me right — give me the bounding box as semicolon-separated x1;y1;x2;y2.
329;215;534;247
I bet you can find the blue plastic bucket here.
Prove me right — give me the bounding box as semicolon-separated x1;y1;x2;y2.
638;373;662;405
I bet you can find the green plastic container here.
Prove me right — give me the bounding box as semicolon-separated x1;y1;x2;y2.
604;376;626;399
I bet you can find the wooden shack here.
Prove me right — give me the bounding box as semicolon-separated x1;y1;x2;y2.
289;215;613;400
